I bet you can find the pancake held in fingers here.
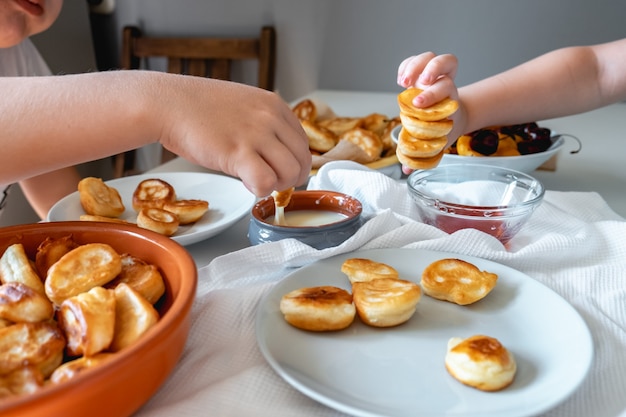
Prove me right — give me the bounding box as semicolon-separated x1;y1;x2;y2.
397;127;448;158
397;87;459;121
399;113;453;139
396;148;445;170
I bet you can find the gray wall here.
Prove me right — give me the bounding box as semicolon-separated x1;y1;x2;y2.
106;0;626;100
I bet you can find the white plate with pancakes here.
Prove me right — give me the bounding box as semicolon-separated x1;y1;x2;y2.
47;172;256;246
391;125;567;173
256;248;593;417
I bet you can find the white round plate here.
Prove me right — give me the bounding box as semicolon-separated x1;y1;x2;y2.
47;172;256;246
391;125;566;173
256;248;593;417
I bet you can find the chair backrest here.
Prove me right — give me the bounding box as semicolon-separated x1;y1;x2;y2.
113;25;277;177
121;25;276;90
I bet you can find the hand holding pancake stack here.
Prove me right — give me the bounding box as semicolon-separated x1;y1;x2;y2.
396;88;459;169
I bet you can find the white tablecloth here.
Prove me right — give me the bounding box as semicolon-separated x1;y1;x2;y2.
137;161;626;417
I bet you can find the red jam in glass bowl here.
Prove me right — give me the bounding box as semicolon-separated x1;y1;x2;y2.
407;164;545;244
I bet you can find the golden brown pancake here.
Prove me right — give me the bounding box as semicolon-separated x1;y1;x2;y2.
352;278;421;327
340;258;399;284
280;286;356;331
421;258;498;305
397;87;459;121
445;335;517;391
397;127;448;158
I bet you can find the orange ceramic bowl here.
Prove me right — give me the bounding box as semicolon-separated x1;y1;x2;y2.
0;221;197;417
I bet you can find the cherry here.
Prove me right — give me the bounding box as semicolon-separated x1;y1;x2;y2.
517;137;552;154
525;127;551;141
469;129;499;155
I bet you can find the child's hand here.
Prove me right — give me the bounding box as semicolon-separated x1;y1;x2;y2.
397;52;460;109
396;52;465;174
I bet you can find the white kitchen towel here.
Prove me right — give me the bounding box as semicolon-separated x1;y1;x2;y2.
138;161;626;417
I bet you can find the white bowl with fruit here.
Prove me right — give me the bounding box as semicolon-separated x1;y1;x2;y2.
391;123;580;173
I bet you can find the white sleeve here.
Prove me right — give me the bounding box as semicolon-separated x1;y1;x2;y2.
0;38;52;76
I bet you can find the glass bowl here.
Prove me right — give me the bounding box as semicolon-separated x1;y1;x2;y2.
248;190;363;249
407;164;545;244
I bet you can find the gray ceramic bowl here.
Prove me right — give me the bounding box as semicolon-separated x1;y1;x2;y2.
407;164;545;244
248;190;363;249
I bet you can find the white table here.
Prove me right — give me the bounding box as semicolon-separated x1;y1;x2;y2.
148;90;626;269
140;90;626;417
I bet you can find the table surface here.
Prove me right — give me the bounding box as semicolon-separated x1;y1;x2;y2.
140;90;626;417
148;89;626;269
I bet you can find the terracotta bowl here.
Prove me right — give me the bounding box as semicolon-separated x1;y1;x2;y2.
0;221;197;417
248;190;363;249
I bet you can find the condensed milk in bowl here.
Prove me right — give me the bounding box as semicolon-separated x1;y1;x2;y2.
248;190;363;249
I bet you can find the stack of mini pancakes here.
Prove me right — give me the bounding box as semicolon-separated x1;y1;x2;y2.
396;88;459;169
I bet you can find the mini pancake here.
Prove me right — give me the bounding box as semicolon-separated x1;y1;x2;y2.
318;116;362;136
44;243;122;306
162;199;209;224
445;335;517;391
340;258;399;284
352;278;421;327
132;178;176;212
396;148;445;170
421;258;498;305
397;127;448;158
79;214;132;224
399;113;454;139
136;207;180;236
301;120;338;153
292;98;317;122
109;283;159;352
398;87;459;121
57;286;116;357
78;177;125;218
105;254;165;305
338;127;383;160
50;353;115;385
280;286;356;332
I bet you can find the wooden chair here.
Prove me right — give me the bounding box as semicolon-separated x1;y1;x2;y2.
113;25;277;177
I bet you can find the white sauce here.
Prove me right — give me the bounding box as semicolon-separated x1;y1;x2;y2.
267;210;348;227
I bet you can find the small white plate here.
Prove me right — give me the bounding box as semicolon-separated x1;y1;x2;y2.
47;172;256;246
391;125;567;173
256;248;593;417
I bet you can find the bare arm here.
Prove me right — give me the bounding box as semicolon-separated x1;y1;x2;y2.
460;38;626;133
19;166;81;219
398;38;626;143
1;70;311;197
